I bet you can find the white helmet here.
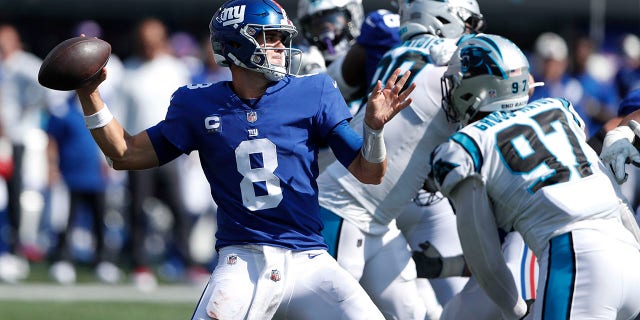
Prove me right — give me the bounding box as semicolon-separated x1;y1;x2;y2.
441;34;530;125
398;0;484;41
297;0;364;62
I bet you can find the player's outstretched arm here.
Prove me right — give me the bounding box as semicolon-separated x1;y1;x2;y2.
449;175;528;320
601;110;640;184
348;68;416;184
76;68;160;170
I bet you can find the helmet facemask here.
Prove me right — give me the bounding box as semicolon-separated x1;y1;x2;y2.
441;67;482;125
397;0;484;41
297;0;363;62
452;6;486;35
239;24;301;81
300;8;351;58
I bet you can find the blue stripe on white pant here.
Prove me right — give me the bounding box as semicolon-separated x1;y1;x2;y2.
320;206;343;258
543;232;576;319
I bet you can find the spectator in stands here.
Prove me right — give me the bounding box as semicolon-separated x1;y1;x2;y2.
46;95;122;285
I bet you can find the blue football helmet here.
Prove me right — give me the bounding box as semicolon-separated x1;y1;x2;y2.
210;0;302;81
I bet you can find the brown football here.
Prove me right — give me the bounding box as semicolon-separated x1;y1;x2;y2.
38;36;111;91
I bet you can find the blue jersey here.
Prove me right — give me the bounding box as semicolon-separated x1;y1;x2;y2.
46;98;107;192
151;73;352;251
357;9;401;87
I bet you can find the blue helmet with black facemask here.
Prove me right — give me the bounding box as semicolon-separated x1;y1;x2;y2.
210;0;302;81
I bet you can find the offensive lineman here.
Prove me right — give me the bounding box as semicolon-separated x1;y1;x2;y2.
316;0;485;318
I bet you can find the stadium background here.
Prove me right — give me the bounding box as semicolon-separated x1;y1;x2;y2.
0;0;639;318
1;0;639;59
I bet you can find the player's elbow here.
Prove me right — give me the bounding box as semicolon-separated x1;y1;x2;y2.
357;175;383;185
108;152;159;171
110;160;128;171
107;155;130;171
347;155;386;184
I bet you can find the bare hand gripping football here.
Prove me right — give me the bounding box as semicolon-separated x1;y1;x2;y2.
38;36;111;91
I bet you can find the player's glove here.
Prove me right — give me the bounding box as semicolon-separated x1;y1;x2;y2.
422;173;439;193
412;241;467;278
519;299;535;320
600;121;640;184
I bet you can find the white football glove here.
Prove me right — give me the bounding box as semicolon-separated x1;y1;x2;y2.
600;122;640;184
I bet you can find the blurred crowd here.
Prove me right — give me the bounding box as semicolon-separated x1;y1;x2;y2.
0;9;639;292
0;19;226;291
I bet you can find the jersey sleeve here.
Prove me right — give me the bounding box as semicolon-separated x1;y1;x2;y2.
316;74;353;138
450;176;528;319
556;97;587;134
430;132;483;197
151;86;196;154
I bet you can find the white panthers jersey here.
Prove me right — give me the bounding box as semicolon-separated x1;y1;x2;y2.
431;97;624;255
318;35;460;234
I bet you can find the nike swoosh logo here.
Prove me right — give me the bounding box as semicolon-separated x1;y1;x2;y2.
308;253;322;259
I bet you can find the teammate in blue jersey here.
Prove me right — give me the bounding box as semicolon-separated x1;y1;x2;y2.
74;0;415;319
297;0;400;102
326;8;401;106
431;34;640;319
328;8;401;101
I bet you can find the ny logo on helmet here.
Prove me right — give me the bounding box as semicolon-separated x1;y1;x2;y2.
218;5;246;26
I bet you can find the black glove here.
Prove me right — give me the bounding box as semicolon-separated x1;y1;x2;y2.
519;299;535;320
412;242;443;278
422;173;439;193
412;241;467;278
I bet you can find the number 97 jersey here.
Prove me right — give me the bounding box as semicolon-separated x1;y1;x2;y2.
430;97;623;256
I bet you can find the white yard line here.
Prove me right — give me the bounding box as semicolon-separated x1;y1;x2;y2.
0;283;204;303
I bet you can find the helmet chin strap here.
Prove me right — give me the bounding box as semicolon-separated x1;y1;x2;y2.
229;51;287;81
260;52;287;81
462;96;483;125
262;66;286;81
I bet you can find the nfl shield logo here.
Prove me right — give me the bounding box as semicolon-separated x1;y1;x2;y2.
247;111;257;123
270;269;281;282
227;255;238;265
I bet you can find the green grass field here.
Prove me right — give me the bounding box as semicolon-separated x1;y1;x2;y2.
0;301;195;320
0;262;203;319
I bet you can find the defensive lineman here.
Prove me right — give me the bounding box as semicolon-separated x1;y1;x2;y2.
431;33;640;319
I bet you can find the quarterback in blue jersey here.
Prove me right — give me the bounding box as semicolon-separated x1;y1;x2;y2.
74;0;415;319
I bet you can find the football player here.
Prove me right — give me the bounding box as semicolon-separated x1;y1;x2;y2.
315;0;486;318
297;0;400;105
431;33;640;319
72;0;416;319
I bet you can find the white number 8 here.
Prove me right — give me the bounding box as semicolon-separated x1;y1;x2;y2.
235;139;283;211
